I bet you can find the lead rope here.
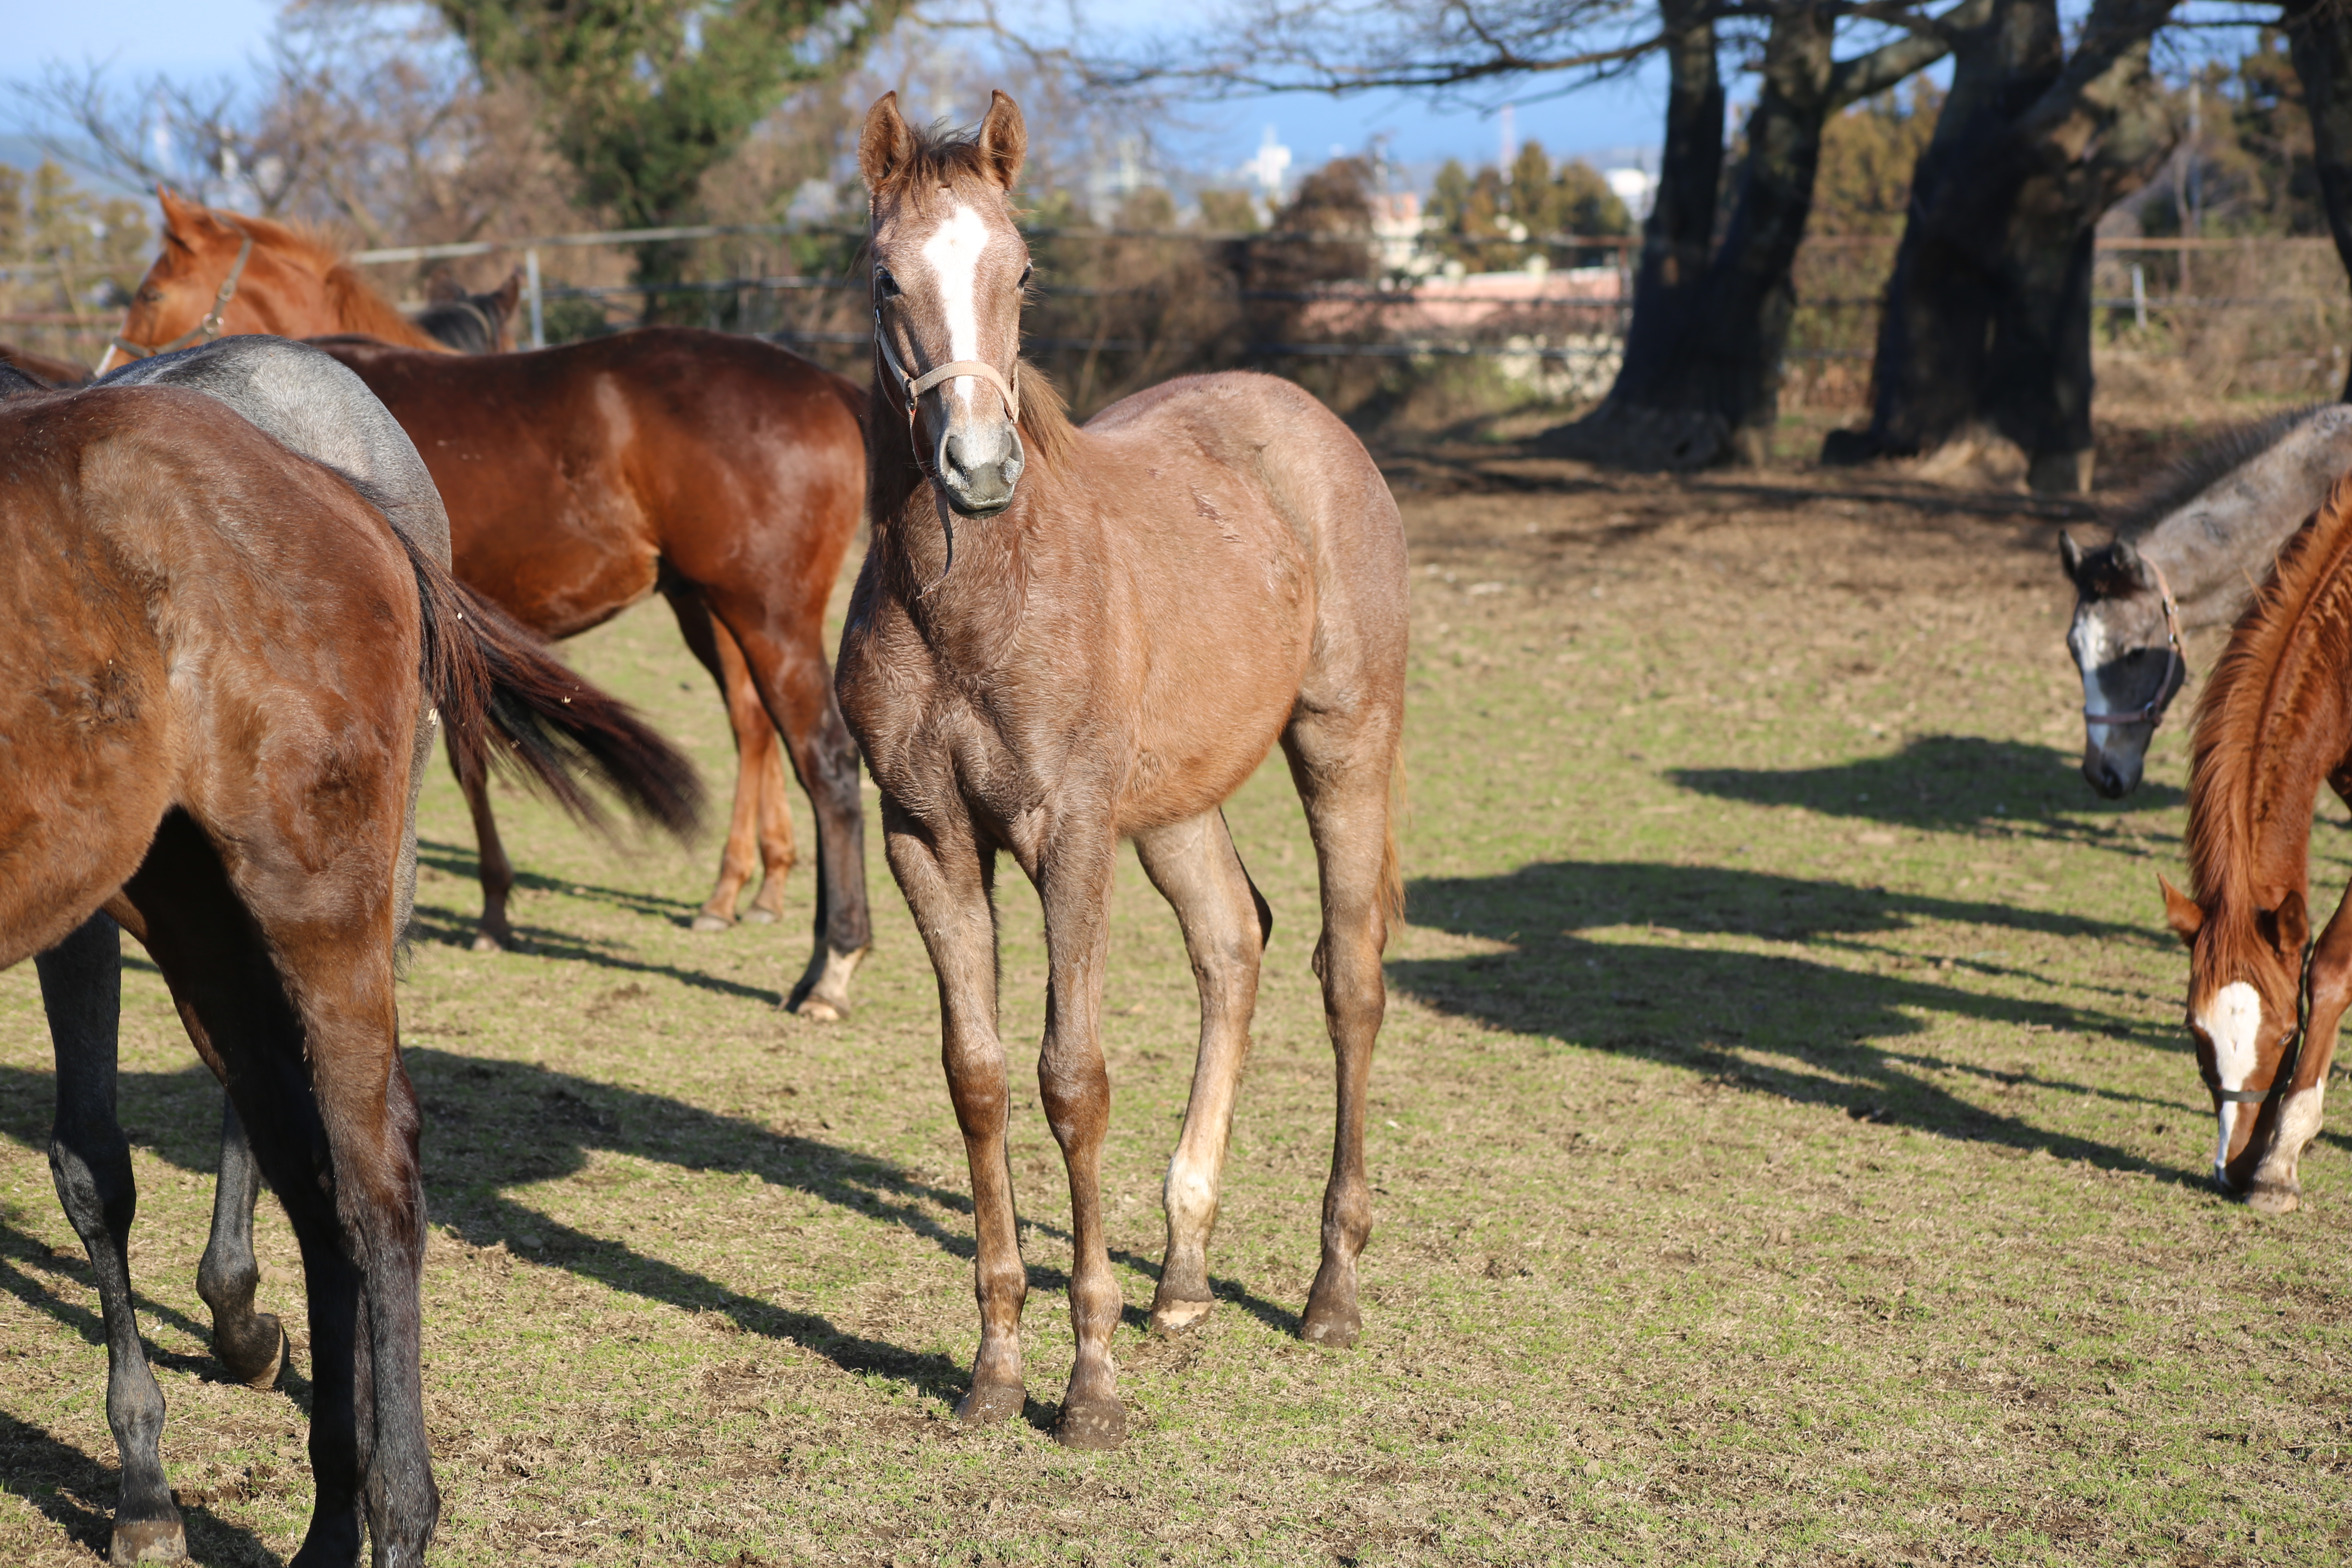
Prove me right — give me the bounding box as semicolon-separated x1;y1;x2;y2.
2083;556;2185;727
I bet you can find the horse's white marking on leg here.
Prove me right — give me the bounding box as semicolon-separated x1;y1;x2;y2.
2199;980;2262;1180
1164;1147;1219;1253
921;203;991;411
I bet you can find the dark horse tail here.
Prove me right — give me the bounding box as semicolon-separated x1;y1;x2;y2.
388;528;705;842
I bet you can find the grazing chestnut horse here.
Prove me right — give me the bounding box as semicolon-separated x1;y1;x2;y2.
837;91;1407;1449
0;371;695;1563
107;192;838;972
2160;477;2352;1212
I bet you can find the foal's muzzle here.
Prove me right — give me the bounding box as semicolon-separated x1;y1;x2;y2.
938;423;1025;517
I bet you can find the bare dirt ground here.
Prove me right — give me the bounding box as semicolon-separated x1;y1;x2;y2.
2;419;2348;1566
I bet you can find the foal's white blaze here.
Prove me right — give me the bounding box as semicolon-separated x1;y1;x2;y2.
2074;610;2124;722
920;203;993;410
2200;980;2263;1178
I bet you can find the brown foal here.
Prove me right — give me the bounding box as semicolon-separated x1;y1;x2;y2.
106;193;865;998
2162;477;2352;1212
837;91;1408;1449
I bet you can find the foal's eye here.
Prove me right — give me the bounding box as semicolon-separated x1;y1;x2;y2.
875;268;901;298
1017;264;1033;292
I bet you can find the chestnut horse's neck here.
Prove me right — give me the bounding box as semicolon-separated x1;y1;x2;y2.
2188;481;2352;940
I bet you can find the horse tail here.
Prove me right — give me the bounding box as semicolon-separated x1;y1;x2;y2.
1379;743;1408;943
390;529;705;843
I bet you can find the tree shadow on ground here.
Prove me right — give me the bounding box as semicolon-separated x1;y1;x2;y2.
1395;860;2229;1183
0;1410;277;1566
1670;733;2185;834
0;1049;1276;1412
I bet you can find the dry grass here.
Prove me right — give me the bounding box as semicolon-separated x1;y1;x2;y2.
2;434;2349;1565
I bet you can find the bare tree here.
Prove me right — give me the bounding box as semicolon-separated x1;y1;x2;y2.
2285;0;2352;399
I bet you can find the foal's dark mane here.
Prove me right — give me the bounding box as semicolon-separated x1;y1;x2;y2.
2107;404;2332;539
2187;479;2352;929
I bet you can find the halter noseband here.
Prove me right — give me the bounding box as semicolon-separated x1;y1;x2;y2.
109;223;257;364
872;300;1023;596
2082;556;2184;728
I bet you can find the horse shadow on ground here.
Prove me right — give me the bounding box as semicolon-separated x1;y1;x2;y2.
1670;733;2187;836
412;837;744;941
0;1046;1270;1427
1390;859;2323;1180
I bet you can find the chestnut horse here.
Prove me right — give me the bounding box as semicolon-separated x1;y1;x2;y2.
110;193;873;1010
1;369;694;1563
2160;476;2352;1212
837;92;1407;1449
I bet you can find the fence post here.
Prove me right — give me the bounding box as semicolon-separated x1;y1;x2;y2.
526;247;544;349
2132;263;2146;330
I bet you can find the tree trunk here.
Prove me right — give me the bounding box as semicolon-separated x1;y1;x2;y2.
1546;0;1976;469
1827;0;2177;491
2284;0;2352;401
1539;0;1725;467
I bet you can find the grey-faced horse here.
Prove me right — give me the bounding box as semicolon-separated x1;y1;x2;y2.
2062;403;2352;797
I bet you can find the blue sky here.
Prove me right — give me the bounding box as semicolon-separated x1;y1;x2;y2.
6;0;1671;182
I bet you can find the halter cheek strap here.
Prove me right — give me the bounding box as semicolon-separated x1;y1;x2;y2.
2084;556;2185;728
873;306;1021;422
109;223;256;364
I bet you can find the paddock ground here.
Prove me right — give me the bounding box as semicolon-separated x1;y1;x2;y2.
2;428;2348;1566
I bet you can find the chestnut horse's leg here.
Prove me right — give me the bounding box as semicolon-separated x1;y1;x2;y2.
1132;811;1270;1336
198;1096;288;1388
36;913;189;1565
1281;716;1400;1351
660;582;796;931
881;799;1027;1421
1029;826;1128;1450
706;595;871;1018
447;724;518;952
124;814;438;1567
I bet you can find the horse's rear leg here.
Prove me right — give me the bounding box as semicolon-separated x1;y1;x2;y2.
1133;811;1268;1335
708;598;871;1018
1281;721;1399;1350
447;725;517;952
662;584;795;931
36;913;186;1564
198;1097;287;1388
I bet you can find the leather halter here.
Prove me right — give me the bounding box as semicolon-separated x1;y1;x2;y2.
110;223;256;363
2082;556;2184;728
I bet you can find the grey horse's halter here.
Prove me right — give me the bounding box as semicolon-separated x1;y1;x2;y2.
2083;556;2185;728
110;222;256;363
872;297;1023;595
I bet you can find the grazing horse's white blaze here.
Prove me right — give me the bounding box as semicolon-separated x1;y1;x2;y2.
2073;611;2121;718
920;203;993;411
2200;980;2263;1178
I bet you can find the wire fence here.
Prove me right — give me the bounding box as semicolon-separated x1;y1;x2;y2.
6;220;2348;416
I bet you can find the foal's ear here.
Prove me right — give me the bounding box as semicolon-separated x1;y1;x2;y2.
2111;537;2150;589
156;186;230;249
2058;530;2085;585
2267;888;2312;959
860;91;918;192
976;89;1027;191
2159;875;2204;947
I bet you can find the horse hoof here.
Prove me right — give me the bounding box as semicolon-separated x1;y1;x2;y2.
789;995;844;1023
2247;1182;2301;1216
470;931;505;954
954;1379;1024;1425
690;911;733;933
1300;1301;1361;1350
220;1318;288;1390
110;1516;188;1563
1148;1297;1214;1336
742;906;780;926
1053;1396;1128;1450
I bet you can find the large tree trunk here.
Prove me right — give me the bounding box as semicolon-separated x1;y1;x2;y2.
1546;0;1976;469
1826;0;2177;491
2285;0;2352;401
1540;0;1724;466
